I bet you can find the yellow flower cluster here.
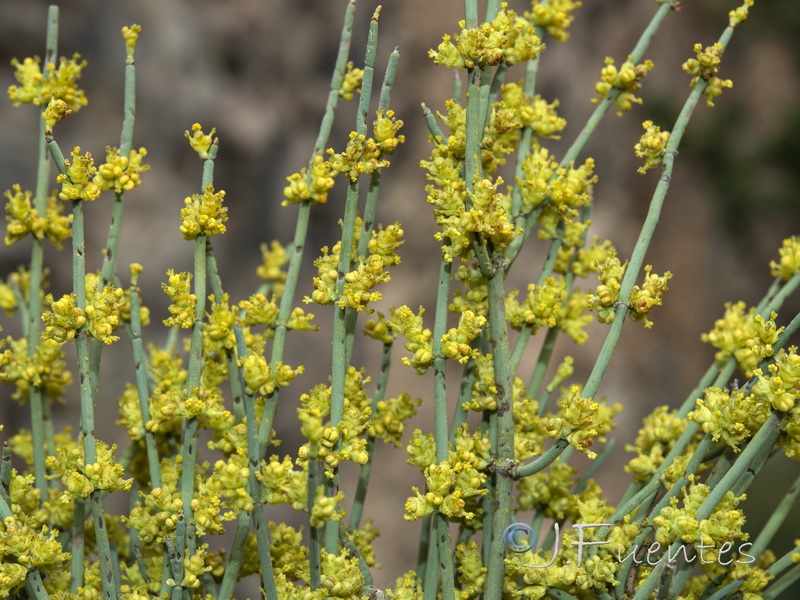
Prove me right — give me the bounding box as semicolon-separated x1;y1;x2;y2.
506;276;567;332
240;351;304;396
320;549;364;599
504;499;627;597
297;368;371;475
592;56;655;116
752;347;800;413
404;458;487;521
729;0;754;27
179;183;228;239
770;236;800;282
628;265;672;328
269;522;308;581
93;146;149;194
185;123;216;159
256;240;289;296
634;120;671;174
308;221;403;312
283;154;338;205
41;293;85;343
122;24;142;60
654;480;747;563
625;406;687;482
429;7;544;69
57;146;101;202
4;185;72;248
310;487;345;528
0;337;72;403
8;52;87;110
440;310;486;363
456;541;486;599
0;517;68;596
167;543;212;589
388;306;433;375
327;111;405;182
369;391;421;447
588;247;626;324
525;0;583;42
701;303;782;377
257;455;307;511
161;269;196;328
47;438;131;500
84;277;125;344
518;146;596;228
546;386;619;459
688;387;768;451
682;42;733;107
501;82;567;138
338;61;364;101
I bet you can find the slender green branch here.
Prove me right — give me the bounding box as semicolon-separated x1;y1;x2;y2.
264;0;356;457
749;471;800;558
26;3;60;500
484;265;516;600
129;272;161;488
325;5;381;558
350;339;393;530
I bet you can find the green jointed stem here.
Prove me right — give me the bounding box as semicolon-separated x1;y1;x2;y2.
749;471;800;558
349;339;393;530
583;29;730;404
421;515;439;600
430;249;455;600
232;325;278;600
464;67;494;277
484;269;516;600
27;4;60;499
129;277;161;488
421;103;446;141
635;414;783;600
344;45;400;367
48;132;119;599
0;443;10;501
178;140;217;561
325;6;381;558
89;22;140;392
449;348;478;444
265;0;355;454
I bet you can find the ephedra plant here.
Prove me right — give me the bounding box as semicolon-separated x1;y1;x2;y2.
1;1;799;599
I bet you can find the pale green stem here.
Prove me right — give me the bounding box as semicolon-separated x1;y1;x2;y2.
635;412;782;599
0;442;10;502
264;0;356;456
417;513;432;583
350;340;392;530
484;268;516;600
749;471;800;558
179;139;218;560
26;4;60;499
449;343;478;445
89;22;140;392
763;555;800;600
421;516;440;600
129;278;161;488
325;6;381;558
421;103;446;141
45;126;119;598
506;0;678;265
232;325;278;600
343;46;400;367
431;250;455;600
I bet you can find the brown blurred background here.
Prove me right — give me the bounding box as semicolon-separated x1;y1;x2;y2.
2;0;799;594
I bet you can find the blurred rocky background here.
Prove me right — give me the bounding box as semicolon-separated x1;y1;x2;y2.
2;0;799;594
